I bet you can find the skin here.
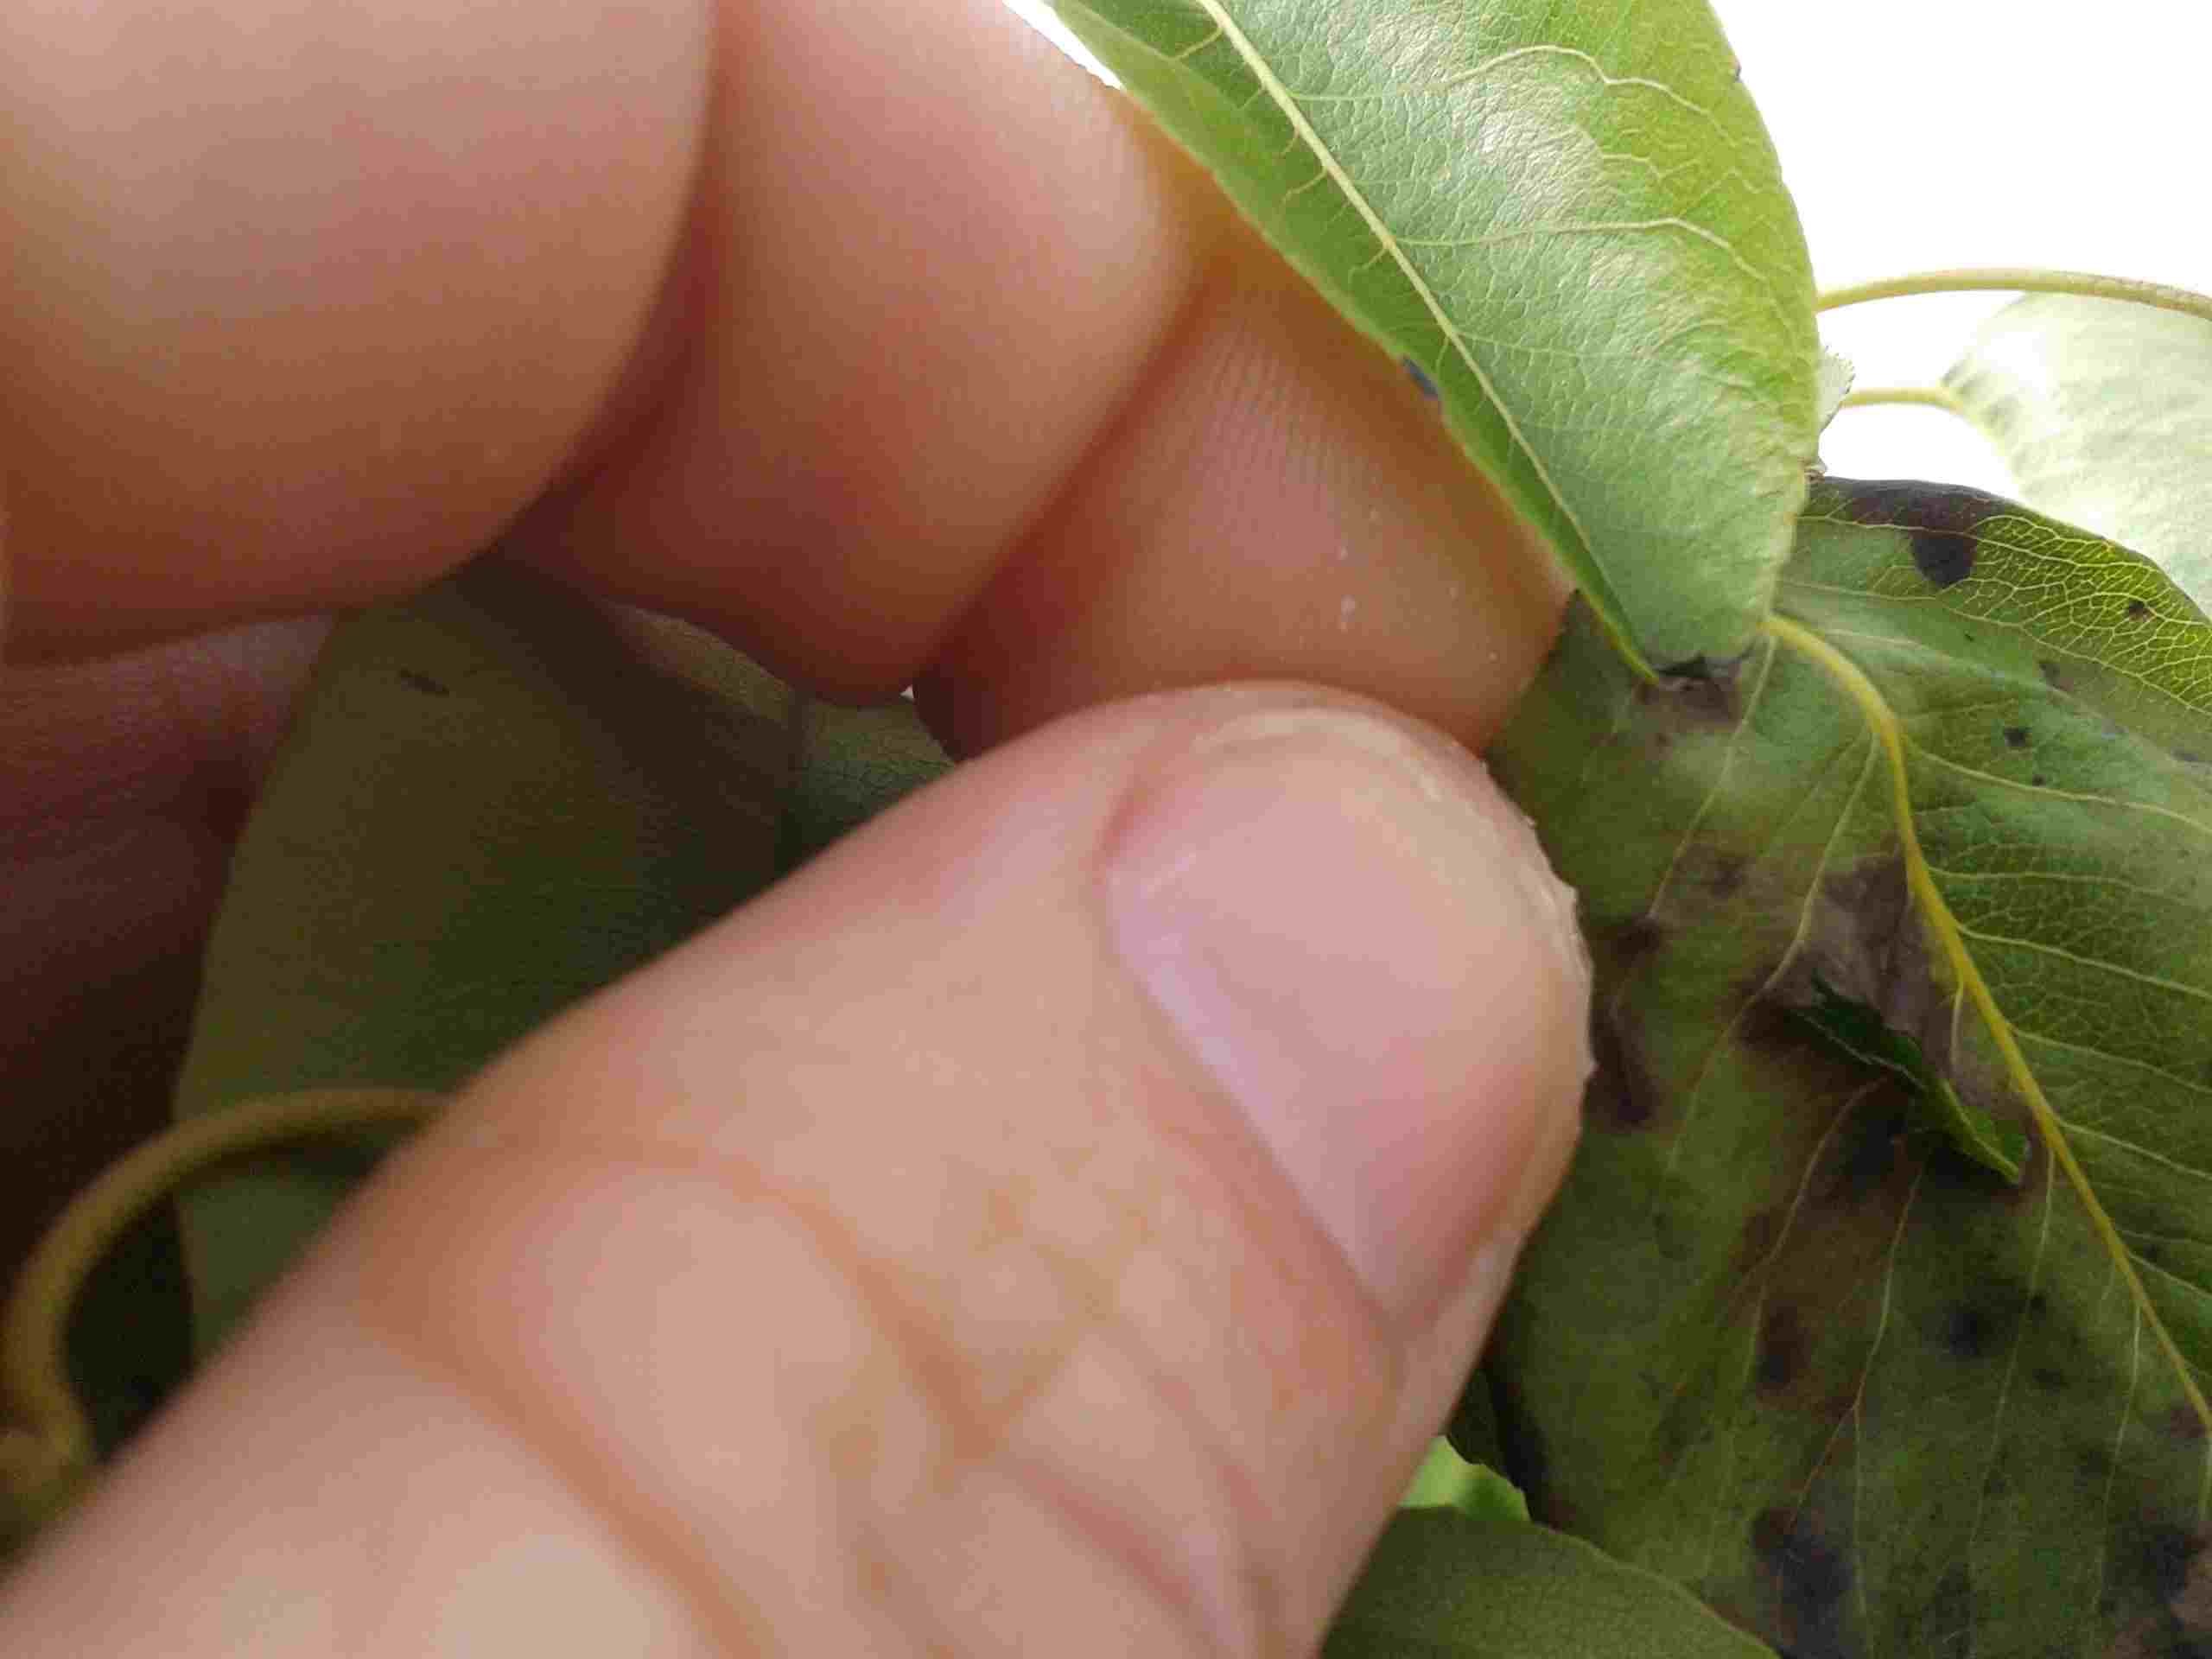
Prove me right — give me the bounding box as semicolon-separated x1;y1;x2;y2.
0;0;1589;1652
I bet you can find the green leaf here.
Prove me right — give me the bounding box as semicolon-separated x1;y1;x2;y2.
779;696;956;869
1946;295;2212;607
1487;476;2212;1656
1049;0;1820;673
1402;1437;1530;1524
166;568;946;1355
1329;1507;1777;1656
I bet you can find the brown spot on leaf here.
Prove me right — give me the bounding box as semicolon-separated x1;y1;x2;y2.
2004;725;2031;749
1638;664;1745;726
2169;1405;2210;1444
2128;597;2153;620
1702;851;1750;899
397;667;450;696
2040;659;2066;690
2031;773;2048;787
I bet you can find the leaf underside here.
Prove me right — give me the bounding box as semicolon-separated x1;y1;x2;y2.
1484;476;2212;1656
1049;0;1820;672
1946;294;2212;612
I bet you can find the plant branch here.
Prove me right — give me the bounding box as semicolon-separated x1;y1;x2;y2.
3;1088;441;1535
1816;268;2212;328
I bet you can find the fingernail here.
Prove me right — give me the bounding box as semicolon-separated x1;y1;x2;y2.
1105;704;1588;1326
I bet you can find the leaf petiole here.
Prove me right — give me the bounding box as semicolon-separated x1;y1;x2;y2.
1833;384;1971;418
2;1087;441;1544
1816;267;2212;328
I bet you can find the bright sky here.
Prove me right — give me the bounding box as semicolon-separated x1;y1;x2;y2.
1001;1;2209;494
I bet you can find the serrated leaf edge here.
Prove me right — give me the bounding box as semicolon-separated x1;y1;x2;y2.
1764;611;2212;1510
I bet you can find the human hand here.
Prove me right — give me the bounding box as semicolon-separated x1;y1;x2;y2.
0;0;1589;1650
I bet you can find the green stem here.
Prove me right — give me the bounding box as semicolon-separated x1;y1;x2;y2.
1834;385;1971;418
1816;268;2212;329
3;1088;441;1529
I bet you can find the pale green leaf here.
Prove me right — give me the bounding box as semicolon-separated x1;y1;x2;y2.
1049;0;1820;672
1488;477;2212;1656
1329;1508;1777;1657
1946;295;2212;607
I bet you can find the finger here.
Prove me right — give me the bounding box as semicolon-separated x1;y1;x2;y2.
0;684;1588;1655
0;0;712;652
512;0;1563;738
5;0;1562;755
0;621;327;1278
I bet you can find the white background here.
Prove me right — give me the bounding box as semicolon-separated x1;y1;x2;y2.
1001;1;2209;493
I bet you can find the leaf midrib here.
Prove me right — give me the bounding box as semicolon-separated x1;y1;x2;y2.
1763;612;2212;1475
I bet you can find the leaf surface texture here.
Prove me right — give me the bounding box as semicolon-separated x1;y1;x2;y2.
1050;0;1820;671
1329;1508;1777;1656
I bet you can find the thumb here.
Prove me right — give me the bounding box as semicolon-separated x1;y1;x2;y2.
0;683;1588;1656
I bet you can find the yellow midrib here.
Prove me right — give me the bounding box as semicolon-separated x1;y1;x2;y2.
1763;611;2212;1452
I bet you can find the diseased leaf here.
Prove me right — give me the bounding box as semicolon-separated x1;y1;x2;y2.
1946;295;2212;606
1487;476;2212;1657
1329;1507;1777;1657
1049;0;1820;673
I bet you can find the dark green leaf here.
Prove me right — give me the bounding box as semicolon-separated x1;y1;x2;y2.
1946;296;2212;607
1049;0;1820;672
1329;1507;1777;1656
779;696;955;869
170;569;798;1353
1489;477;2212;1656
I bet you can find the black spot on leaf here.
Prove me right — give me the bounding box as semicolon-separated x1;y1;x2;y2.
1588;1010;1660;1130
2031;773;2048;787
1822;1100;1905;1206
2128;597;2152;620
397;668;451;696
2039;659;2065;689
2030;1364;2067;1392
1826;477;1999;591
1757;1304;1807;1394
1401;357;1439;400
1752;1509;1853;1636
1910;528;1976;589
2004;726;2031;749
1941;1301;1994;1361
2143;1525;2198;1604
